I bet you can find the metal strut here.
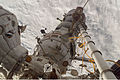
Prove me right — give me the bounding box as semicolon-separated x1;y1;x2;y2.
78;26;116;79
83;0;90;8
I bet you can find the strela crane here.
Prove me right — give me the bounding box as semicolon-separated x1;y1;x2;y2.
0;5;118;79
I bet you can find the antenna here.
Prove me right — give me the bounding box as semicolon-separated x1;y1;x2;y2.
83;0;90;9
